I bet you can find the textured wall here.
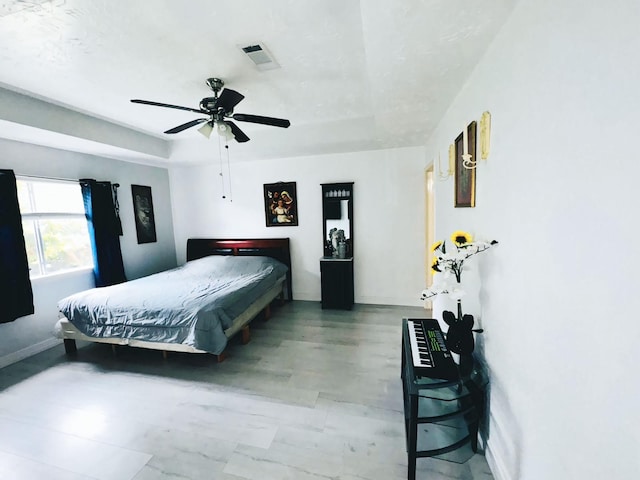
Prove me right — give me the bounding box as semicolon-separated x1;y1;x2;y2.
425;0;640;478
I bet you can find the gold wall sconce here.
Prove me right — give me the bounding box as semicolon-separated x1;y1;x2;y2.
462;122;476;170
480;111;491;161
437;144;455;180
437;111;491;179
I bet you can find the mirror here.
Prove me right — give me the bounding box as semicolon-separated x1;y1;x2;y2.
325;199;350;239
322;183;353;258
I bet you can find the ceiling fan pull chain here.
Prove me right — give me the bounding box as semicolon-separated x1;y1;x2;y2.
218;133;226;199
225;141;233;203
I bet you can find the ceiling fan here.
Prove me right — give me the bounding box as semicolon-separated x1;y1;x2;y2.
130;77;290;143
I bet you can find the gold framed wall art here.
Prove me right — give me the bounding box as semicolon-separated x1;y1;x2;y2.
454;121;477;208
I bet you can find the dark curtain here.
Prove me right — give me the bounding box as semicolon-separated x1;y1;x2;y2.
0;169;34;323
80;179;126;287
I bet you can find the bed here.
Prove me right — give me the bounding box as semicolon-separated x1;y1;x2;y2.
56;238;292;361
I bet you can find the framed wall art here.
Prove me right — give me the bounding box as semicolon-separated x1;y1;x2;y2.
131;184;157;243
263;181;298;227
454;121;477;208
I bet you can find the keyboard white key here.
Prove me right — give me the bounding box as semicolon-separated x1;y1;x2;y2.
407;319;434;368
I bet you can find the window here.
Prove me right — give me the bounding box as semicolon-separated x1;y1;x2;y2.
17;178;93;278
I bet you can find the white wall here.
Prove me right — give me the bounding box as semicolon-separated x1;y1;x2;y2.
169;146;426;306
0;138;176;365
425;0;640;479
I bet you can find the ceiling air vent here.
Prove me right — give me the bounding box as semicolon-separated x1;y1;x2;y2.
240;43;280;71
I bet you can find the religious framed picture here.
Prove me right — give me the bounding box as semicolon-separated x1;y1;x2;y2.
263;181;298;227
454;121;477;208
131;184;157;243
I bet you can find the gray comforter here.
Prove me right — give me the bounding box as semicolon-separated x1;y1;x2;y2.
58;255;288;354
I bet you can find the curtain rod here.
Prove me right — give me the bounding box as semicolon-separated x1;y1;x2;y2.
16;173;120;187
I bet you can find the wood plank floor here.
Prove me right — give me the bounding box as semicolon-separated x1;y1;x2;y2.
0;301;494;480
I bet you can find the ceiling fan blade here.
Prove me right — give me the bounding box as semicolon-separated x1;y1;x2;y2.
215;89;245;111
164;118;208;134
232;113;290;128
131;99;205;114
225;121;250;143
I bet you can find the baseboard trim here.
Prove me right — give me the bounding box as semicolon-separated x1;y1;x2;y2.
484;409;514;480
486;441;511;480
0;337;61;369
355;295;423;307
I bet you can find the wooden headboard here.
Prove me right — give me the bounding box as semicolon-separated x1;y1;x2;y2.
186;238;292;300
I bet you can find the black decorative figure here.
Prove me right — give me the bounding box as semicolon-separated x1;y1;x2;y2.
442;309;483;355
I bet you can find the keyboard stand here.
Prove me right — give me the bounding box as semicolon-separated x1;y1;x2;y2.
401;318;488;480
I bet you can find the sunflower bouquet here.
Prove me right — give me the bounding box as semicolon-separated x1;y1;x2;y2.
421;230;497;301
421;230;497;356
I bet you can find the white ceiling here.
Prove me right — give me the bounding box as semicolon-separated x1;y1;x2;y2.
0;0;517;165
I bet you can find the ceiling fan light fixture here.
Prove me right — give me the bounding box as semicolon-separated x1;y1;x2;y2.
197;121;214;139
217;121;235;140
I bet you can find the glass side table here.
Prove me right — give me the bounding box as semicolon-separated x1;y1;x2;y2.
401;320;488;480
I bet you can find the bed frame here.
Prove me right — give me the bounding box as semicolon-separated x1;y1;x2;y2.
186;238;292;300
59;237;292;362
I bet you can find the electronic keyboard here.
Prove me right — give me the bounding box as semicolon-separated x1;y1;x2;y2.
404;318;458;380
